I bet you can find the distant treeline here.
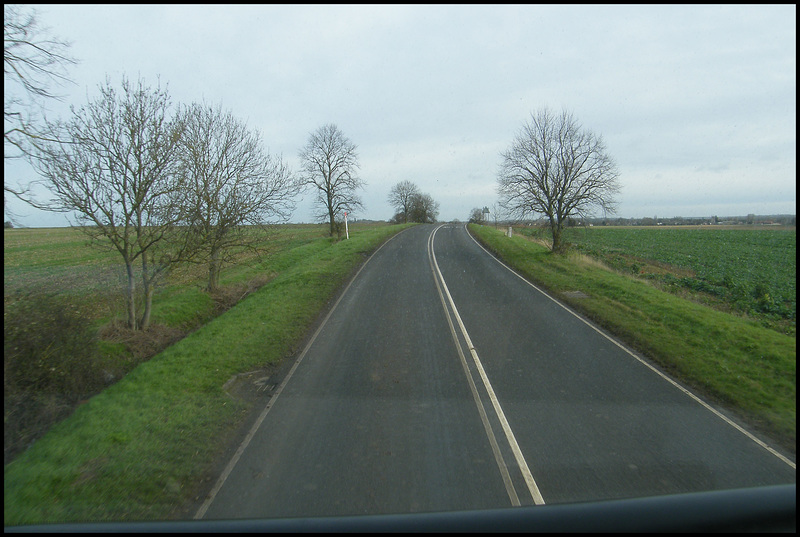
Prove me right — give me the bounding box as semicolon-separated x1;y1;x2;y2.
492;214;796;228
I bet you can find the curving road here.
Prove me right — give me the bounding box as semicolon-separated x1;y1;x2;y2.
197;223;795;520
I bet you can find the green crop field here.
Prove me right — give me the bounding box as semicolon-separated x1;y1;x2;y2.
516;225;796;334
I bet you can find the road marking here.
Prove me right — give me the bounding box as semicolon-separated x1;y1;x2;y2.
427;225;546;506
427;232;521;506
463;224;796;471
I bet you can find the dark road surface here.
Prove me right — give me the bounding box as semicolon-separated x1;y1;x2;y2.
197;223;795;520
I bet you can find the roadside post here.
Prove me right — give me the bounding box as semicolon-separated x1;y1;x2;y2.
344;211;349;240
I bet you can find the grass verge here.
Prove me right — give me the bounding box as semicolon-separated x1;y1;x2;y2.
469;224;795;456
4;223;413;526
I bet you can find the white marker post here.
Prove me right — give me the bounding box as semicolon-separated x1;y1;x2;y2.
344;211;349;239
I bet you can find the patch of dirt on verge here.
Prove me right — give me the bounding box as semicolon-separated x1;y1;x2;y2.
70;456;109;489
98;321;187;362
222;368;280;401
171;356;299;520
209;273;276;315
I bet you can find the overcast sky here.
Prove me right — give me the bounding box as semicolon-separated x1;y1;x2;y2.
4;4;796;227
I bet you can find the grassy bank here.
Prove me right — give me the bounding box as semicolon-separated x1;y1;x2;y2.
3;225;380;463
469;224;795;456
4;223;412;526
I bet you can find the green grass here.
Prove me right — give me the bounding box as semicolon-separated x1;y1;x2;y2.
470;224;795;454
517;225;796;332
4;223;413;526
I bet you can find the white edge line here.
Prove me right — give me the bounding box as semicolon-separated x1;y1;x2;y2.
464;224;796;470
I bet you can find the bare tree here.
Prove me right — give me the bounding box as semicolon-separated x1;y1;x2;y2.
468;207;486;224
29;76;185;330
4;4;77;217
177;102;301;292
298;124;364;236
387;180;420;223
490;202;505;228
408;192;439;224
497;108;620;252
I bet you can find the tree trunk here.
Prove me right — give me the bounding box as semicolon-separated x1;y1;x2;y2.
140;253;153;330
207;247;221;293
551;228;562;253
140;286;154;330
550;216;564;253
124;260;138;330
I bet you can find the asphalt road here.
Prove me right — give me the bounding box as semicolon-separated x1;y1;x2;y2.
197;223;795;520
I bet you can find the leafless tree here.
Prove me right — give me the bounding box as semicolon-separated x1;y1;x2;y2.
387;180;420;223
468;207;486;224
408;192;439;224
177;102;301;292
298;124;364;236
497;108;620;252
29;76;185;330
4;4;77;217
490;202;506;228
